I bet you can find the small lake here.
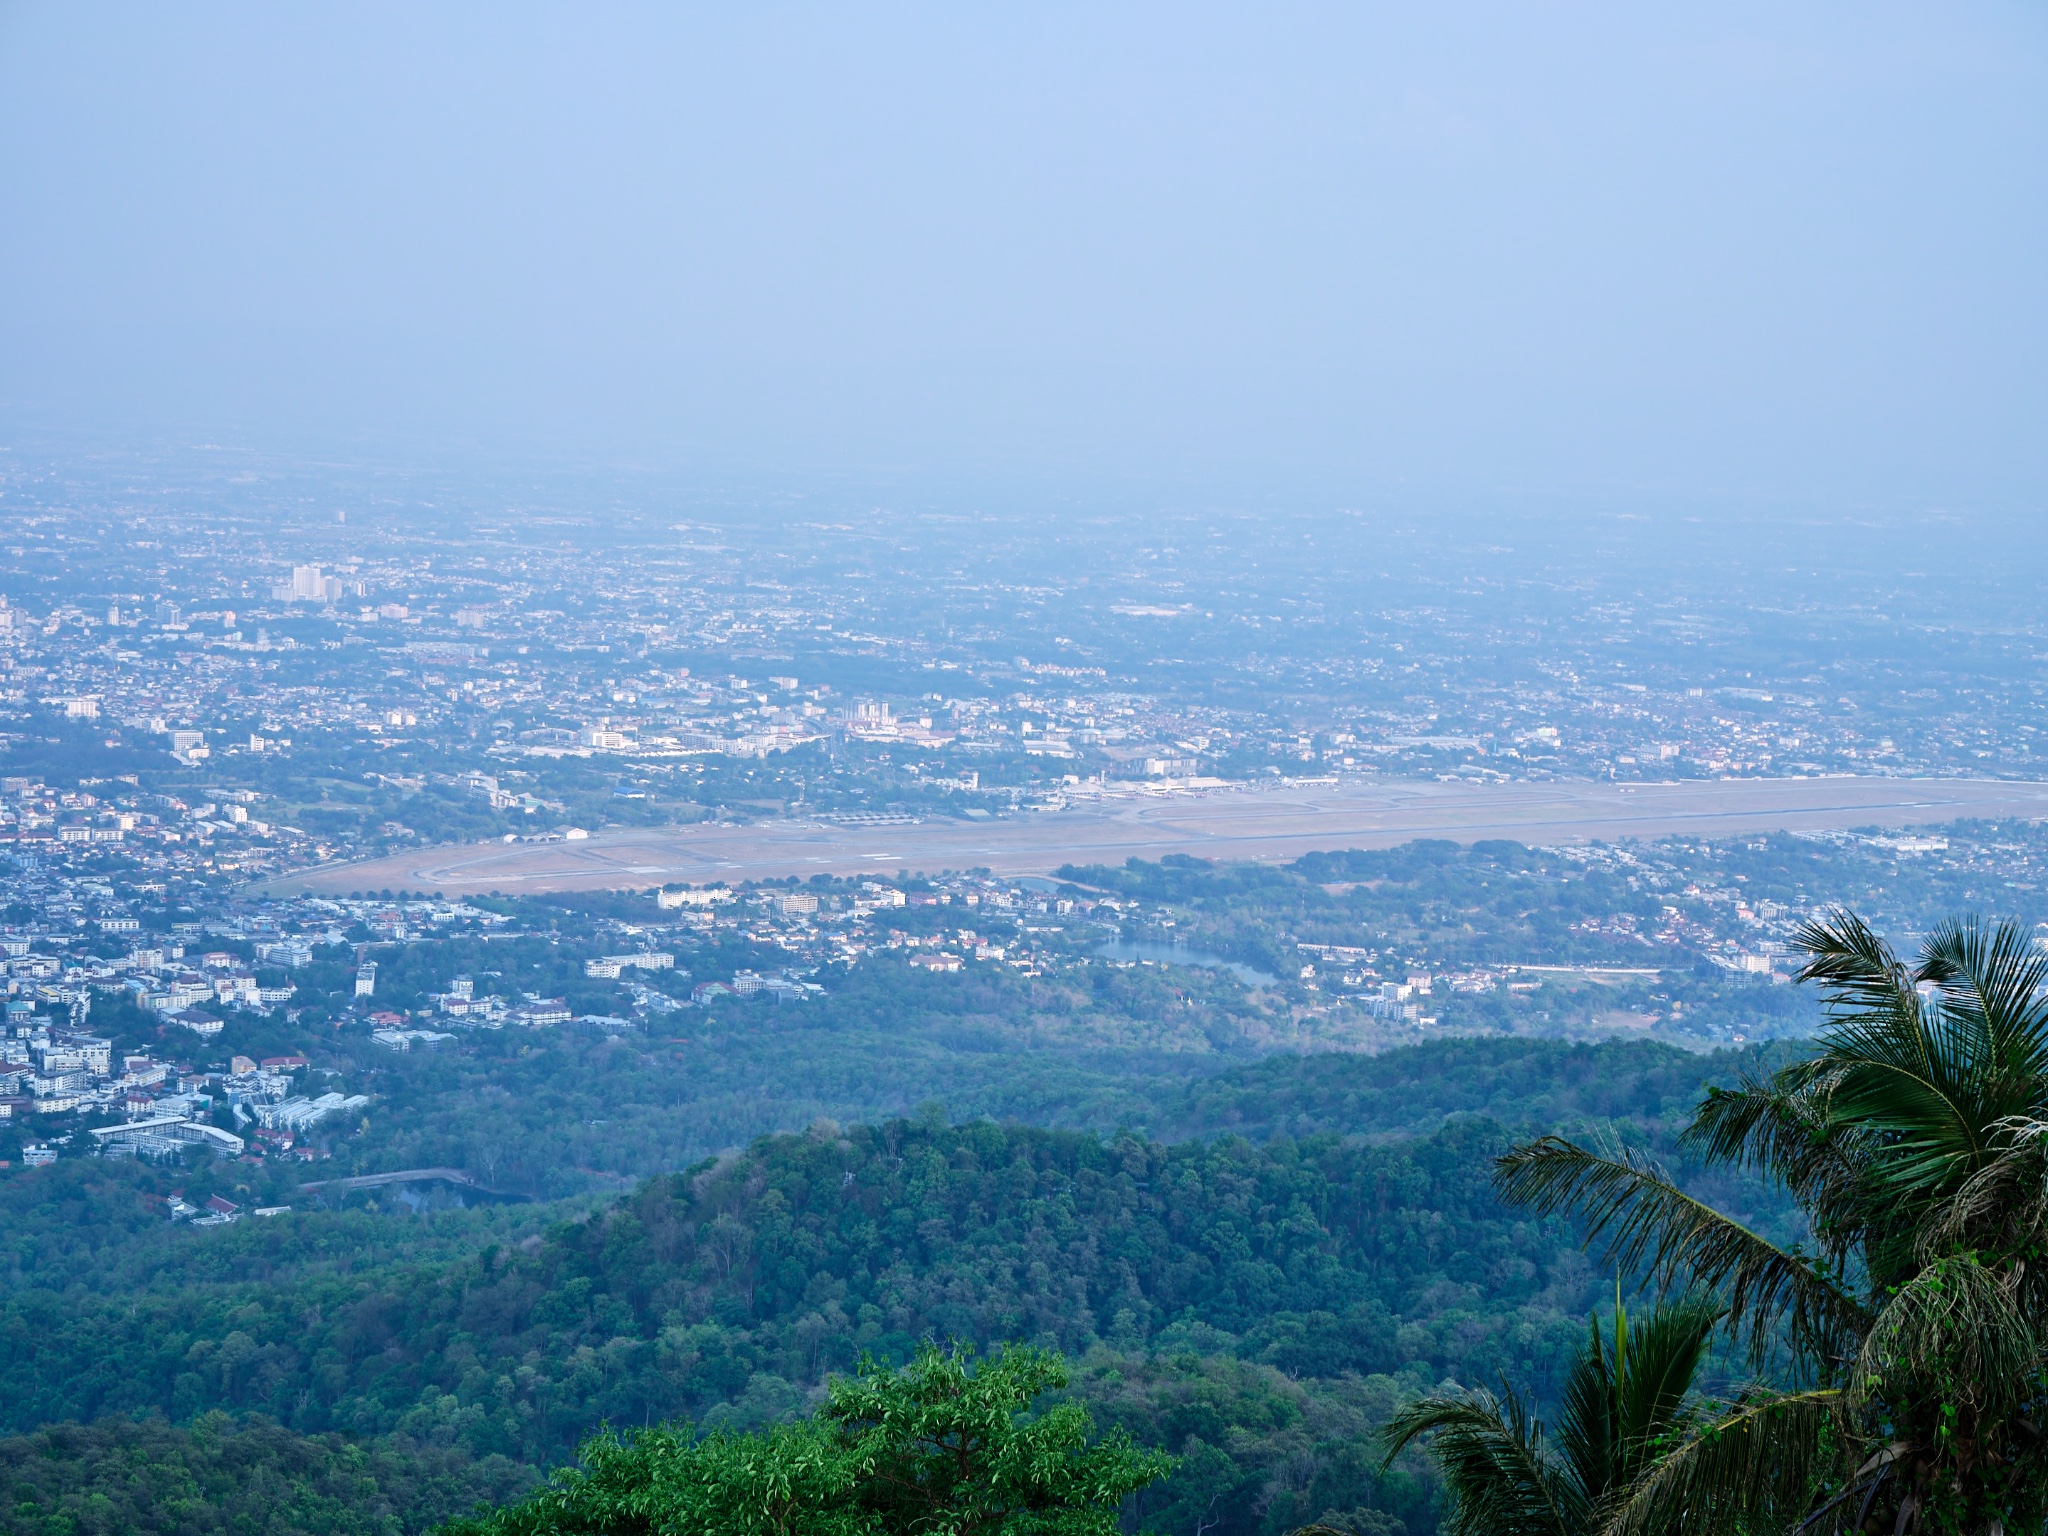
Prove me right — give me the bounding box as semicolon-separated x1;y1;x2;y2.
1094;940;1279;988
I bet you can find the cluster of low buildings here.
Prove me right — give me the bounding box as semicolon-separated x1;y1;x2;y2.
1;1006;360;1162
412;974;578;1030
4;931;291;1039
0;773;305;882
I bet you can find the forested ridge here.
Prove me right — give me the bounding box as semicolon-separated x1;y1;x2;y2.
0;1039;1779;1536
0;1417;535;1536
1148;1035;1728;1142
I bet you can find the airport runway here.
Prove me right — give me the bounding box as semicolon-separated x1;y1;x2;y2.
260;775;2048;896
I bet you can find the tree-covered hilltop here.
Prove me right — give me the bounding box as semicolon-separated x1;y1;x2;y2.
446;1346;1171;1536
0;1118;1568;1462
0;1038;1798;1536
0;1037;1733;1297
0;1415;535;1536
0;1041;1788;1479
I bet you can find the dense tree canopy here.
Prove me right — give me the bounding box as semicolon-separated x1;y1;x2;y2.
0;1037;1797;1536
0;1415;533;1536
449;1346;1166;1536
0;1040;1780;1474
1497;913;2048;1534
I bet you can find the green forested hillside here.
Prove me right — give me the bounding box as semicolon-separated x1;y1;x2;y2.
0;1119;1562;1452
136;951;1283;1199
1148;1035;1734;1142
0;1415;534;1536
0;1039;1781;1536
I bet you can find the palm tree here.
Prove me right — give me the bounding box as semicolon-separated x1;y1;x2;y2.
1375;1292;1720;1536
1493;911;2048;1535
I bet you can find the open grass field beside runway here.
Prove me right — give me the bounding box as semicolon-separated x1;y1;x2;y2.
257;775;2048;896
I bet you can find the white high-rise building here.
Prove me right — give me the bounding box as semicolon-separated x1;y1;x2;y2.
290;565;325;600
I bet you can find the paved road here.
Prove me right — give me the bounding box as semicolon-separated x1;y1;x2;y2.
259;775;2048;896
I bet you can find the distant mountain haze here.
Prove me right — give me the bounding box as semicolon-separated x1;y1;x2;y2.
0;1;2042;506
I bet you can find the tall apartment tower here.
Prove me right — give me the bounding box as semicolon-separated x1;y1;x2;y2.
291;565;326;600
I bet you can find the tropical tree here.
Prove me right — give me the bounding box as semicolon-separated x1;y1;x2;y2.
1374;1292;1720;1536
1493;911;2048;1534
447;1343;1168;1536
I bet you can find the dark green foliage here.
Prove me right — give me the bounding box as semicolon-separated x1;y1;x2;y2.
155;947;1291;1196
0;1114;1650;1466
1080;1353;1432;1536
149;991;1753;1204
448;1345;1165;1536
1151;1038;1721;1143
0;1040;1788;1479
1378;1294;1719;1536
0;1158;559;1293
1496;912;2048;1534
0;1414;534;1536
0;1039;1805;1536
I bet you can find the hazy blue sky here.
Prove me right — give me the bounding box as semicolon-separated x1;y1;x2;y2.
1;3;2042;507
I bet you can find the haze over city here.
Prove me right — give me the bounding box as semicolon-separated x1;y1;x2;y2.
0;8;2045;1536
4;1;2044;506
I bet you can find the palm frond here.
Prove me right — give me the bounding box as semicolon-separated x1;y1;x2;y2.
1916;915;2048;1061
1685;1075;1867;1265
1920;1114;2048;1269
1553;1309;1619;1512
1809;1014;1988;1206
1379;1386;1579;1536
1550;1289;1724;1511
1596;1388;1845;1536
1613;1293;1720;1480
1918;915;2048;1128
1785;912;2048;1275
1495;1136;1869;1365
1791;910;1920;1023
1851;1251;2041;1427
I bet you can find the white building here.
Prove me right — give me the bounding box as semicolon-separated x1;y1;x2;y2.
89;1116;245;1158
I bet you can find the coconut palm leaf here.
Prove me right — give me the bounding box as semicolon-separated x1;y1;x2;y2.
1610;1293;1721;1481
1597;1388;1844;1536
1802;1016;1985;1265
1382;1295;1724;1536
1782;912;2048;1281
1685;1073;1867;1268
1794;916;2048;1185
1920;1114;2048;1276
1906;917;2048;1158
1552;1291;1721;1508
1494;906;2048;1530
1791;909;1922;1024
1553;1309;1624;1515
1494;1136;1868;1365
1379;1386;1578;1536
1915;914;2048;1072
1851;1251;2040;1429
